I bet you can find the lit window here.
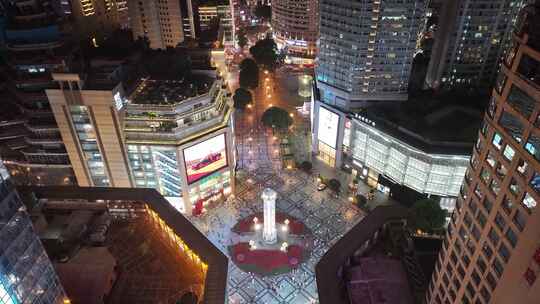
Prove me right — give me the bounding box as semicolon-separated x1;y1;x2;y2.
522;192;537;211
503;145;515;161
530;172;540;194
492;133;503;150
517;159;528;175
509;179;521;196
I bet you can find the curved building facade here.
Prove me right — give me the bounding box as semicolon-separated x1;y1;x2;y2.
427;2;540;304
271;0;318;64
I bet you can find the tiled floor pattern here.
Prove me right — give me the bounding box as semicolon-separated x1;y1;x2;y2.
190;168;364;303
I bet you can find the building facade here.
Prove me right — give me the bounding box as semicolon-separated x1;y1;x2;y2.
69;0;126;38
128;0;198;50
0;161;66;304
198;2;235;46
271;0;318;64
0;0;75;185
316;0;426;109
311;100;471;204
427;3;540;303
425;0;528;91
46;65;235;214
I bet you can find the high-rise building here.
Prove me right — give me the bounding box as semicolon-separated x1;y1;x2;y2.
198;1;236;46
128;0;199;50
0;0;75;186
425;0;528;91
271;0;318;64
0;160;67;304
69;0;127;39
46;57;235;214
316;0;426;109
427;2;540;303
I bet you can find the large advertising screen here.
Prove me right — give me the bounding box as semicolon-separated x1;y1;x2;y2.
318;106;339;148
184;134;228;184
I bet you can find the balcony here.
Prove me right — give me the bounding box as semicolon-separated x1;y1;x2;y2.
25;136;63;146
125;113;228;143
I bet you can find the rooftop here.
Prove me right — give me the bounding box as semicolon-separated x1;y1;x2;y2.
131;75;214;105
316;206;413;304
353;91;486;155
20;186;229;304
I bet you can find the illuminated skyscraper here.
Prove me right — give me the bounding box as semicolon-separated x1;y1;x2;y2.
425;0;528;90
271;0;318;64
316;0;426;109
0;0;75;185
70;0;126;38
427;2;540;303
128;0;199;49
0;161;66;304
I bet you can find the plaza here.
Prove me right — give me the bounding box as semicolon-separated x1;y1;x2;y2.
190;166;364;303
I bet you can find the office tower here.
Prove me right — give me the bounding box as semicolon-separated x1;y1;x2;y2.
427;2;540;303
46;68;133;189
46;57;235;214
271;0;318;64
198;0;236;46
0;0;75;185
425;0;528;91
316;0;426;109
69;0;125;39
0;161;67;304
128;0;198;50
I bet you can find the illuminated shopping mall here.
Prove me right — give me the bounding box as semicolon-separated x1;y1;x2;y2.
45;58;235;215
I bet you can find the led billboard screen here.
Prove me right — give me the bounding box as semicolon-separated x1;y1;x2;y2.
184;134;228;184
318;106;339;148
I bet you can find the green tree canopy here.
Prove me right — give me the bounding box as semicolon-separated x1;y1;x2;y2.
249;38;278;70
233;88;252;110
328;178;341;194
299;161;312;173
239;58;259;89
410;199;446;233
237;28;248;49
261;106;293;130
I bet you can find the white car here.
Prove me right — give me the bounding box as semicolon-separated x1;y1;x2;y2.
317;183;327;191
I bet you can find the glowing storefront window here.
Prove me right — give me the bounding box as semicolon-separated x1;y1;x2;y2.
351;120;469;197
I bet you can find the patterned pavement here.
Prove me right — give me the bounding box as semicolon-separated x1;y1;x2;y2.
190;168;364;303
196;62;364;303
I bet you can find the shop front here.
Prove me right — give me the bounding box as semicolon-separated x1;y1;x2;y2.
189;170;232;216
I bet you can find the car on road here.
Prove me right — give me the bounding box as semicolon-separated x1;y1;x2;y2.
317;183;327;191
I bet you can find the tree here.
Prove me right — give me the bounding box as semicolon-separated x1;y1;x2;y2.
299;161;312;174
254;4;271;21
261;106;293;130
233;88;252;110
410;199;446;234
237;28;248;49
328;178;341;194
355;194;367;208
239;58;259;89
249;38;278;70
